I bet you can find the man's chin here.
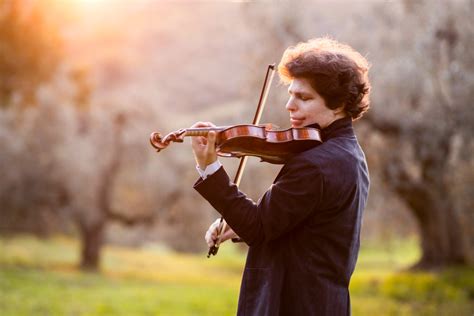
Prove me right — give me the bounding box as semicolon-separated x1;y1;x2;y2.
290;119;305;127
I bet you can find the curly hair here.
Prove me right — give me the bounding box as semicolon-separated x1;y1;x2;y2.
278;38;371;120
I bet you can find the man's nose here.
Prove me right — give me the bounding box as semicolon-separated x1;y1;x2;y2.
285;97;297;112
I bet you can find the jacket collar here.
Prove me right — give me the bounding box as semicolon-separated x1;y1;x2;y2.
306;116;354;141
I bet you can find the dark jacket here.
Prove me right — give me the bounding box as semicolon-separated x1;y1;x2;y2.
194;117;369;316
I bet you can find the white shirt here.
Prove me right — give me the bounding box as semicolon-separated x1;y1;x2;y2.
196;160;222;180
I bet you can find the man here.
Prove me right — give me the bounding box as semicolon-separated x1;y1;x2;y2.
191;37;370;315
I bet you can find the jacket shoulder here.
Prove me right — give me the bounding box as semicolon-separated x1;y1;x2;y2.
296;138;366;176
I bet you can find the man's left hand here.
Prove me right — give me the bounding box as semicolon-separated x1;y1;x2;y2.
191;121;218;170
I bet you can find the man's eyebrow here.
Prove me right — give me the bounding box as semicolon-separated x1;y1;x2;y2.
288;87;301;94
288;88;311;96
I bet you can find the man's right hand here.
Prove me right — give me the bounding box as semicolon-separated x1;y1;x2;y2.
205;218;239;247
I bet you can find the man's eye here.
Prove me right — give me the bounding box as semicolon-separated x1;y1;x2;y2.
300;96;309;101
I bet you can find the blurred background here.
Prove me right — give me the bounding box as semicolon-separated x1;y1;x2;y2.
0;0;473;315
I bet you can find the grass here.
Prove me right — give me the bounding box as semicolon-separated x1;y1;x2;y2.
0;235;473;315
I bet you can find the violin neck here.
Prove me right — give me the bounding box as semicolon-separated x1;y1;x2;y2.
184;127;225;137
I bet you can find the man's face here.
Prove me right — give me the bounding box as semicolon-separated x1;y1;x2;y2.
286;78;336;129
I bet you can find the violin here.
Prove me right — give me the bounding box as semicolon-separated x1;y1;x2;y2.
149;124;322;164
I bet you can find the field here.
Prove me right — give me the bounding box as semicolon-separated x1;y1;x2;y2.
0;236;472;315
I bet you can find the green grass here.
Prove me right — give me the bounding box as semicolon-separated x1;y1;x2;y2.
0;236;473;315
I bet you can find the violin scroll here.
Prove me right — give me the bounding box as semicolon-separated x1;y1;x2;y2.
150;129;187;152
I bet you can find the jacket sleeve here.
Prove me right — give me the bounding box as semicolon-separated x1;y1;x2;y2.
194;156;323;246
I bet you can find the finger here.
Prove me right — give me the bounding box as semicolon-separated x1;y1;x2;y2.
191;135;203;145
205;230;215;247
191;121;212;129
207;131;216;149
191;136;208;148
222;228;233;243
190;121;204;128
205;219;221;246
211;218;222;229
206;238;214;248
221;230;234;242
211;224;221;238
206;228;219;246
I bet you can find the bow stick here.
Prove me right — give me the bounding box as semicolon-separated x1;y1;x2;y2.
208;64;276;257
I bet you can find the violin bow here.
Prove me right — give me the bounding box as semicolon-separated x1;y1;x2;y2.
208;64;276;257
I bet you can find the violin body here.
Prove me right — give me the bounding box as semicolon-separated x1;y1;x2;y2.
215;124;321;164
150;124;322;164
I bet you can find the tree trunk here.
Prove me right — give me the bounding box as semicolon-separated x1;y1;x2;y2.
79;221;105;271
74;114;123;271
411;197;466;269
388;166;468;269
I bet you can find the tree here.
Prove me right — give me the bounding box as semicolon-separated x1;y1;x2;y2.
0;0;62;107
0;0;66;235
74;110;155;270
364;0;474;268
0;1;158;271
